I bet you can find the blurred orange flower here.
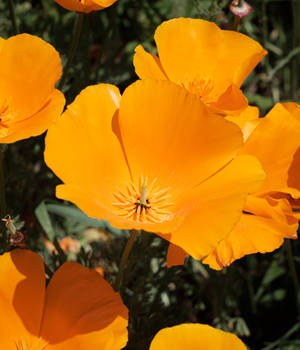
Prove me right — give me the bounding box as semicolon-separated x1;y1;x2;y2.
55;0;118;13
134;18;267;115
149;323;246;350
45;80;265;260
0;34;65;143
203;103;300;269
0;249;128;349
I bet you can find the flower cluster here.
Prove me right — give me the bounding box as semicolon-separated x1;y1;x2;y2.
0;0;299;349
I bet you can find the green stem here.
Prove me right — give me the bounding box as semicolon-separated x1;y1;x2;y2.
7;0;18;35
285;240;300;312
58;13;84;90
233;15;240;31
0;146;7;249
114;230;138;292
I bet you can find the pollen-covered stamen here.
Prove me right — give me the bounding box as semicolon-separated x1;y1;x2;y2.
15;338;48;350
112;176;173;223
182;75;215;103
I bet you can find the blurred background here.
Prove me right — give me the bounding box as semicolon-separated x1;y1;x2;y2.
0;0;300;349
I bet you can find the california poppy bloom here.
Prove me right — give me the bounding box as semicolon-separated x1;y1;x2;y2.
168;103;300;269
45;80;265;260
55;0;118;13
149;323;246;350
133;18;267;115
0;34;65;143
0;248;128;349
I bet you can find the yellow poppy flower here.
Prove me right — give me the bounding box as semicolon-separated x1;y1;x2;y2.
149;323;246;350
167;103;300;269
133;18;267;115
0;34;65;143
45;80;265;260
55;0;118;13
0;249;128;349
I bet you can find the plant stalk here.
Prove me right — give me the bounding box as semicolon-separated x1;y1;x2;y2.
7;0;18;34
285;240;300;312
114;230;138;292
58;13;84;90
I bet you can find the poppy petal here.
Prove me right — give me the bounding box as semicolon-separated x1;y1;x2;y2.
203;196;298;270
166;243;187;268
0;34;62;120
55;0;103;13
133;45;168;80
149;323;246;350
118;79;243;198
45;84;131;212
165;155;265;260
39;261;128;349
0;89;65;143
0;249;45;346
241;103;300;197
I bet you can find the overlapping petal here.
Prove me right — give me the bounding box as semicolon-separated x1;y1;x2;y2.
0;249;128;349
149;324;246;350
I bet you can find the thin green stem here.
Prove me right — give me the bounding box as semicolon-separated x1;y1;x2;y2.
114;230;138;292
7;0;18;35
233;15;240;31
58;13;84;90
0;146;7;249
285;240;300;312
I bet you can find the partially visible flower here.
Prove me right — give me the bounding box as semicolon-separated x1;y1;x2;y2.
55;0;118;13
45;80;265;261
149;323;246;350
0;249;128;349
59;236;80;254
133;18;267;115
167;103;300;269
0;34;65;143
229;0;252;18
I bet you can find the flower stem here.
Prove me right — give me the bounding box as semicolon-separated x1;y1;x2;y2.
285;240;300;312
58;13;84;90
0;146;7;249
114;230;138;292
233;15;240;31
7;0;18;34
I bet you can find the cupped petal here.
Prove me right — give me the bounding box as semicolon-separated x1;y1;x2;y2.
0;249;45;348
203;196;299;270
92;0;118;8
39;261;128;349
133;45;168;80
55;0;104;13
0;34;62;119
0;89;65;143
163;155;265;260
226;105;260;141
119;79;244;198
154;18;266;98
149;323;246;350
44;84;131;212
241;103;300;197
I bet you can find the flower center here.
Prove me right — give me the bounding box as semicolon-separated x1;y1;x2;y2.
182;76;215;103
15;338;48;350
112;176;173;223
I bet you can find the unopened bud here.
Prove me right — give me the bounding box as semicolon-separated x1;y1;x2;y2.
229;0;252;18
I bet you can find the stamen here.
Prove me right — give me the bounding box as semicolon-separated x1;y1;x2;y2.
182;75;215;103
112;176;173;223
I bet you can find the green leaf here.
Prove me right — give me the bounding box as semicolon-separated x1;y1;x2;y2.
34;201;56;241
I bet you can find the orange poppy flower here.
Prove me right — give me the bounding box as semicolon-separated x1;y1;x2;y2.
55;0;118;13
167;103;300;269
133;18;267;115
45;79;265;260
201;103;300;269
0;34;65;143
0;248;128;349
149;323;246;350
